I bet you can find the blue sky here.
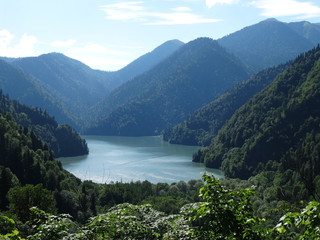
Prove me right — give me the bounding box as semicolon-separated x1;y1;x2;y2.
1;0;320;71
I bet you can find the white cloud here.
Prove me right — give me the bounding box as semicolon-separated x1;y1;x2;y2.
100;1;221;25
69;43;128;55
171;6;192;12
0;30;14;47
101;1;146;21
0;30;38;57
146;11;221;25
51;39;77;47
205;0;239;8
65;42;131;71
67;54;130;71
18;34;38;55
251;0;320;19
0;29;128;71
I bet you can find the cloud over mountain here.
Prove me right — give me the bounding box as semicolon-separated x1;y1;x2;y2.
100;1;220;25
0;29;38;57
251;0;320;19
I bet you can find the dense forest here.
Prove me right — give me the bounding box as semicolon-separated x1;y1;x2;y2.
0;91;88;157
194;45;320;179
2;173;320;239
189;46;320;219
0;107;209;230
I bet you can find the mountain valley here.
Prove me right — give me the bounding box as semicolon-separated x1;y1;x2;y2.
1;18;320;238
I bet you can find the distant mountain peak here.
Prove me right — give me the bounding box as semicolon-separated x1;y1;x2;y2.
156;39;184;47
38;52;77;61
303;21;312;26
218;18;316;71
110;39;184;89
262;18;280;22
41;52;65;56
149;39;184;55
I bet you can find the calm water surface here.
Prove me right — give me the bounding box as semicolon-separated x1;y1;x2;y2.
59;136;223;183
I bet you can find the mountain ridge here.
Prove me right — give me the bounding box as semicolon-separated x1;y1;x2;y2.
0;59;76;126
87;38;250;136
110;39;184;89
1;40;183;130
218;19;318;72
1;19;319;134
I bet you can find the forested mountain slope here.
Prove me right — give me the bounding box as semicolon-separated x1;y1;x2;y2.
0;111;99;222
194;46;320;180
218;19;317;72
12;53;112;128
0;112;61;209
3;41;183;129
109;39;184;89
87;38;250;136
90;40;184;120
0;59;75;126
163;63;289;146
13;41;183;110
2;20;318;134
13;53;110;106
0;90;88;157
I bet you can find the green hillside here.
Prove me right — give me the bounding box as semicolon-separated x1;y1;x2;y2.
87;38;250;136
7;41;183;130
163;63;289;146
110;40;184;89
0;59;78;126
194;46;320;181
0;90;88;157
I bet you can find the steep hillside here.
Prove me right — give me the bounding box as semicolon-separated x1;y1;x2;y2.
90;40;184;119
0;111;96;221
87;38;250;136
5;41;183;129
288;21;320;45
0;112;61;201
163;63;289;146
194;46;320;179
0;59;75;126
12;53;111;124
110;40;184;89
218;19;315;71
0;90;88;157
2;19;318;131
14;53;112;103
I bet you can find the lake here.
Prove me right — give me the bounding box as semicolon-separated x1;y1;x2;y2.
59;135;223;183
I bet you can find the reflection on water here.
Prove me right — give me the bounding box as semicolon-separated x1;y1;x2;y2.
59;135;223;183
